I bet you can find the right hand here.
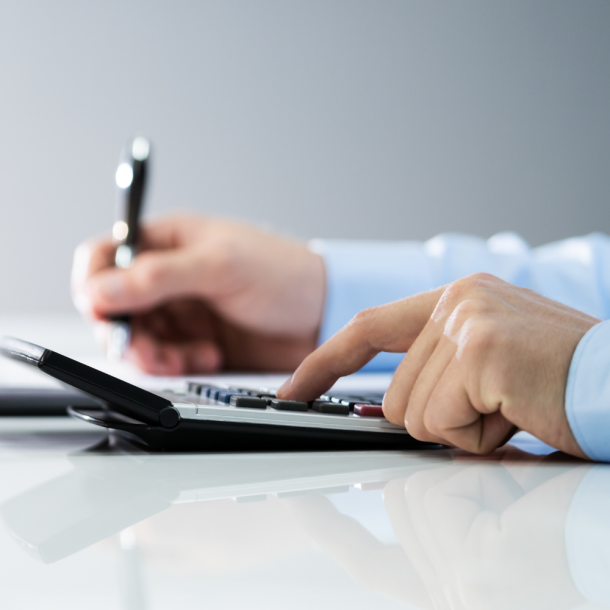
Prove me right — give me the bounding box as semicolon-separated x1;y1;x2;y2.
71;213;326;375
279;273;598;458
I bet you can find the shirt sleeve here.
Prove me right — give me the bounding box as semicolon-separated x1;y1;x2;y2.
310;231;610;371
565;321;610;462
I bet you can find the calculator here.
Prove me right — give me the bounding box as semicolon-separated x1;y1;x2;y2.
0;336;437;452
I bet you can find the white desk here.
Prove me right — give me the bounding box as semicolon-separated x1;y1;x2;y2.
0;316;607;609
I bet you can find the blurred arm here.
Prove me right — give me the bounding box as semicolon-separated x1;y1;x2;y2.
313;231;610;371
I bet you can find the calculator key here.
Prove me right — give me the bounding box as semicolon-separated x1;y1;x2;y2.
218;390;250;404
331;397;371;408
248;390;276;399
187;382;203;394
269;399;308;412
188;382;218;395
311;400;349;415
230;396;268;409
354;404;385;418
208;388;225;400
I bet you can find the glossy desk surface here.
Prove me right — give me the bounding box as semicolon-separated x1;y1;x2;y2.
0;316;608;609
0;419;606;610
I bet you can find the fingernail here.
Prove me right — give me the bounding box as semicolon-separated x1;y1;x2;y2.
277;376;293;397
95;274;124;300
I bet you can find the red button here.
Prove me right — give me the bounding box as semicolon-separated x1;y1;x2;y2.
354;404;385;418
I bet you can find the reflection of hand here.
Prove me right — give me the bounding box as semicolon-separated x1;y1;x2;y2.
279;273;598;458
281;494;433;608
71;214;325;374
283;454;590;610
383;460;589;610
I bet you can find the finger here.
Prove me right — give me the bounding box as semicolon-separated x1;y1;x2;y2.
381;316;446;426
383;470;464;609
85;248;203;316
397;336;457;443
424;357;516;454
282;494;431;607
126;332;223;375
137;213;200;250
278;288;444;402
70;216;192;319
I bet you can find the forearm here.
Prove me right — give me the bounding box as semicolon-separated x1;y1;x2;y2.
313;231;610;371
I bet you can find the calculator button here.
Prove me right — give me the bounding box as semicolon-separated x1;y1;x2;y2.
354;404;385;417
218;390;250;404
206;388;222;400
311;400;349;415
249;390;277;399
187;382;203;394
230;396;268;409
188;382;218;395
269;399;308;412
333;398;371;408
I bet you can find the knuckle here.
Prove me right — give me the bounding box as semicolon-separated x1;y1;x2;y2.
444;273;499;301
381;393;404;426
452;298;491;321
422;409;443;438
348;306;379;332
404;416;430;442
460;316;502;356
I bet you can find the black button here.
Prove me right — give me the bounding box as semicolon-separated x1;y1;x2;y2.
230;396;268;409
311;400;349;415
269;399;308;412
248;390;277;398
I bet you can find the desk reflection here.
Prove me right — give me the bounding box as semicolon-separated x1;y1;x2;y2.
2;442;609;608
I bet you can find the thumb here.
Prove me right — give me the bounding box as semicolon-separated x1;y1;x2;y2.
278;287;444;402
85;249;203;315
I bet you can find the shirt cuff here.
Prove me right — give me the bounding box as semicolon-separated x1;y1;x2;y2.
565;321;610;462
309;239;437;372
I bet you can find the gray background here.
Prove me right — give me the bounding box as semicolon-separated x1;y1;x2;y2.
1;0;609;313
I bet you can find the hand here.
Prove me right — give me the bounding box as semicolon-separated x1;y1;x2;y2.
382;458;589;609
71;213;325;374
278;273;599;458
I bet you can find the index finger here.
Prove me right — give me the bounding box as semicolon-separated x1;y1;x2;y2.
277;287;444;402
70;215;196;319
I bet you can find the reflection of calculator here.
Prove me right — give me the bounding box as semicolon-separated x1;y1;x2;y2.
1;449;452;563
0;336;437;452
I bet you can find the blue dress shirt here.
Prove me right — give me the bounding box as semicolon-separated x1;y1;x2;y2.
311;231;610;461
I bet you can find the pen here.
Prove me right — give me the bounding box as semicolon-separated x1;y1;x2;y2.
107;136;151;361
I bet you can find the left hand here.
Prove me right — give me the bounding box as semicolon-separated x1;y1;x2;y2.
278;273;599;458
